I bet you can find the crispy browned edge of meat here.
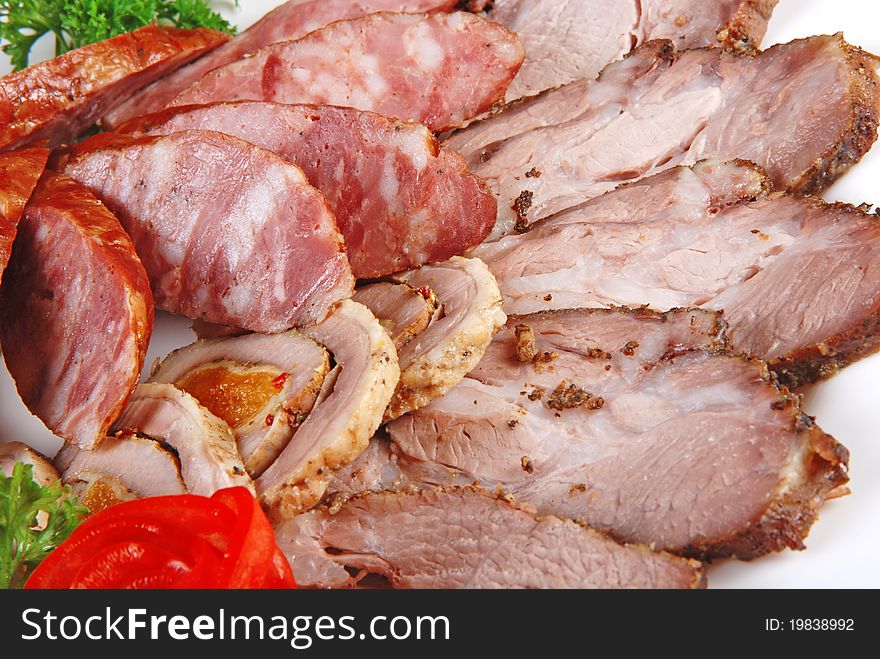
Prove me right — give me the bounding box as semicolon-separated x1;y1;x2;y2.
313;484;707;589
788;34;880;195
680;362;850;561
506;306;849;562
767;200;880;389
717;0;780;53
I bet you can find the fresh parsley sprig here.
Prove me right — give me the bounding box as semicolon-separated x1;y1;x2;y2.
0;0;237;71
0;462;87;589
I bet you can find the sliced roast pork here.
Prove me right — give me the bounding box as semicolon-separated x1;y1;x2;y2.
473;159;880;387
112;383;253;495
276;487;705;589
353;283;438;351
103;0;484;128
169;12;524;133
0;26;228;150
384;309;849;559
58;130;352;332
446;34;880;237
116;102;496;278
257;301;399;521
0;148;48;281
0;174;153;449
0;442;59;486
55;433;186;498
484;0;777;101
356;257;506;421
149;331;330;478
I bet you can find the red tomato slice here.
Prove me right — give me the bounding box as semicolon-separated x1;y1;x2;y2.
25;487;295;590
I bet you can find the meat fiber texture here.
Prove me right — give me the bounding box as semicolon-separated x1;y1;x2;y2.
354;257;506;421
103;0;484;128
168;12;524;133
277;487;705;589
56;433;186;497
116;102;496;278
149;330;331;478
484;0;778;101
257;301;399;521
446;34;880;238
112;383;254;496
0;148;48;281
0;173;154;449
383;308;849;559
473;159;880;388
0;26;229;150
58;130;353;333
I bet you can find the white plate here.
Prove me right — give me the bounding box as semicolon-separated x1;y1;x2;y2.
1;0;878;588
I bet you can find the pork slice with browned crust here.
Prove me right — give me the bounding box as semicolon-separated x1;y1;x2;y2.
447;34;880;238
277;487;705;589
384;308;848;560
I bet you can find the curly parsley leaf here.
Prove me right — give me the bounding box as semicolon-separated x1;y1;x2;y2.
0;462;87;589
0;0;236;71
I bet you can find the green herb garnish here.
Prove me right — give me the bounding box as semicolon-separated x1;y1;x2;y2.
1;0;237;71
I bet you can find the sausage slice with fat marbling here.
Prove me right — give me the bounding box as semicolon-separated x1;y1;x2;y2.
117;102;496;277
0;173;153;449
169;12;524;133
59;130;353;332
0;26;229;151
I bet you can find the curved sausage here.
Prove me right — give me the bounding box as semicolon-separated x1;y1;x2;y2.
117;101;497;277
0;173;154;449
169;12;524;133
59;130;354;332
0;26;229;151
0;148;48;281
103;0;481;128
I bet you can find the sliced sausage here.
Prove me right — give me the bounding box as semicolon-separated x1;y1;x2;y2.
58;130;353;332
0;148;49;281
169;12;524;133
103;1;482;128
0;26;229;150
0;173;153;449
117;101;497;277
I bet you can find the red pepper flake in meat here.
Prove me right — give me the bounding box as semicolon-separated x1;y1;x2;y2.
272;373;289;390
265;414;275;426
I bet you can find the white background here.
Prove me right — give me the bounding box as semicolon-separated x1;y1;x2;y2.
1;0;878;588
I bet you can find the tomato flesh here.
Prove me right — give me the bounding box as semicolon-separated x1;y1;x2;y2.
25;487;295;590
